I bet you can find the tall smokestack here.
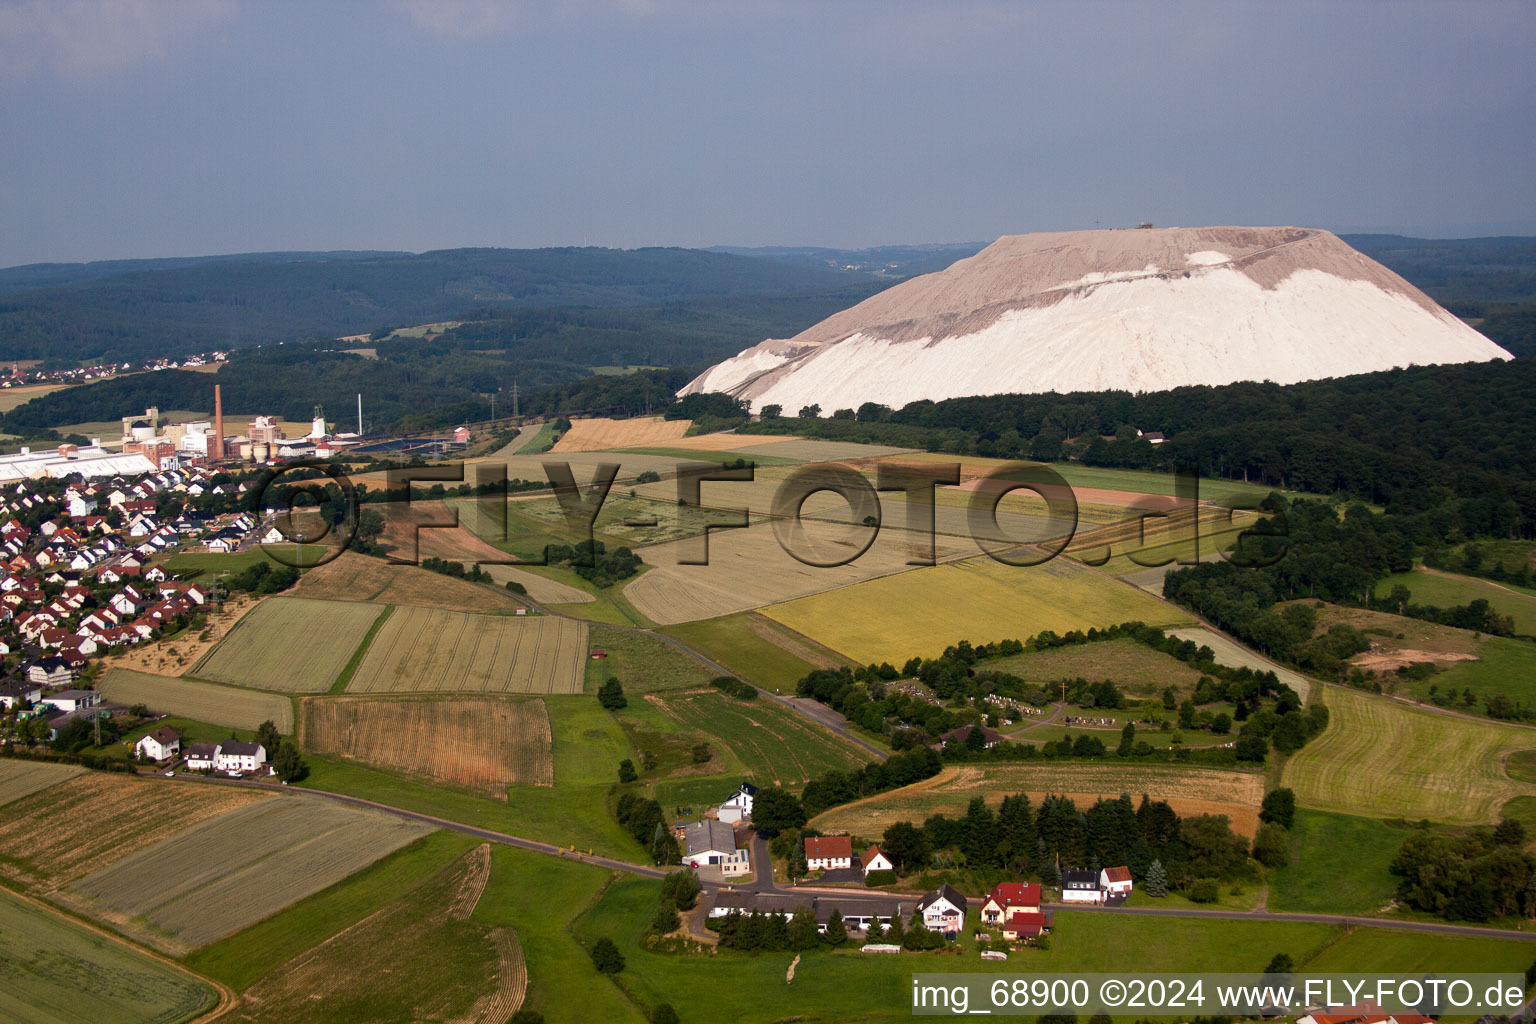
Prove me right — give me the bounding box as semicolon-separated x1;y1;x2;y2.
357;393;362;435
213;385;225;461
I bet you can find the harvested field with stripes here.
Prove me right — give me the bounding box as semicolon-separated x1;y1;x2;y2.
220;844;524;1024
0;760;85;807
66;796;433;953
98;669;294;732
1282;683;1536;824
552;414;692;452
346;606;588;694
0;773;266;888
196;597;384;692
810;763;1266;838
301;697;554;793
292;551;528;613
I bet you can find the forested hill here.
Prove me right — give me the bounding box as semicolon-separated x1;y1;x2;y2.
0;283;888;435
0;247;862;364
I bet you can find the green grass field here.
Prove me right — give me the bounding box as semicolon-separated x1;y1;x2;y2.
1282;684;1536;823
0;889;215;1024
1302;925;1536;973
986;636;1206;696
164;546;327;579
649;689;870;789
661;613;833;692
586;624;714;692
1397;635;1536;711
1376;569;1536;637
763;553;1192;664
476;845;645;1024
1267;809;1410;914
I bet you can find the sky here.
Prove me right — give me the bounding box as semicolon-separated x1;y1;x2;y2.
1;0;1534;267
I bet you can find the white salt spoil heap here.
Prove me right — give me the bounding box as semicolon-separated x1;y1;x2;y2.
681;226;1511;410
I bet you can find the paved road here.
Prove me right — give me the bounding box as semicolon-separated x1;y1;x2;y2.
154;771;1536;943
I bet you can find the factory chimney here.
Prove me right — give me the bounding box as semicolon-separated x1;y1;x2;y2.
212;385;225;461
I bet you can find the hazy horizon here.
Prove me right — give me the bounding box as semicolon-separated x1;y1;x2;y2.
3;0;1534;267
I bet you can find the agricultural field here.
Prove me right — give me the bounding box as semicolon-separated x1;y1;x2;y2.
1302;925;1536;974
196;597;384;692
0;760;85;807
66;796;434;953
764;553;1192;665
1266;809;1410;915
1432;636;1536;708
0;772;266;887
301;696;554;793
586;624;713;692
1168;627;1314;695
552;415;692;452
623;519;975;625
880;452;1296;503
985;636;1207;697
375;499;519;565
164;546;327;579
1074;511;1260;577
1282;683;1536;823
218;844;524;1024
0;382;68;412
346;606;588;695
98;668;294;732
810;762;1265;839
1377;569;1536;636
731;438;917;461
648;689;871;788
482;563;594;604
662;612;840;692
291;551;528;613
0;890;215;1024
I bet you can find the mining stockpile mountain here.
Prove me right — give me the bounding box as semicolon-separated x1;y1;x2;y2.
681;226;1512;411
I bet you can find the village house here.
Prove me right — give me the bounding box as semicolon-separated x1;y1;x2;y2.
915;884;968;938
706;891;905;934
805;835;854;872
135;726;181;763
938;723;1005;750
860;845;894;878
0;679;42;709
681;819;751;877
214;741;266;773
980;882;1051;941
1099;865;1133;903
185;742;220;771
26;658;77;686
717;781;757;824
1060;869;1102;903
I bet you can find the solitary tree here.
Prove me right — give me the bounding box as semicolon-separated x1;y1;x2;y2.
618;759;637;783
1259;788;1297;829
257;719;281;753
1145;859;1169;897
597;677;627;710
1265;953;1295;974
651;1005;680;1024
589;937;625;974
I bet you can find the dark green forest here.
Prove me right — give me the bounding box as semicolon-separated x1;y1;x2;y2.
0;246;862;364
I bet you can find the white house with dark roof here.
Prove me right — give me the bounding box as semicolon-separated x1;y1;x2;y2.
135;726;181;763
1060;869;1102;903
916;884;969;937
717;781;757;824
214;741;266;773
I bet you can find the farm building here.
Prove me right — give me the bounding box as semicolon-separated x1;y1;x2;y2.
135;726;181;763
1100;865;1133;902
44;688;101;713
805;835;853;871
860;845;894;878
706;891;906;933
1297;1008;1434;1024
717;781;757;824
682;820;750;877
1061;869;1101;903
916;885;968;938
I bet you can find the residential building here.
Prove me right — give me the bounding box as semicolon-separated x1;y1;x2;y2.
916;885;968;937
43;688;100;713
214;741;266;773
1100;865;1133;902
185;742;220;771
717;781;757;824
682;819;750;877
1060;869;1102;903
805;835;854;872
861;845;894;878
135;727;181;762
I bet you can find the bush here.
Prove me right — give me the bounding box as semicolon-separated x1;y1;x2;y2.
598;677;627;710
864;869;898;887
708;675;757;700
504;580;527;595
1187;879;1220;903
